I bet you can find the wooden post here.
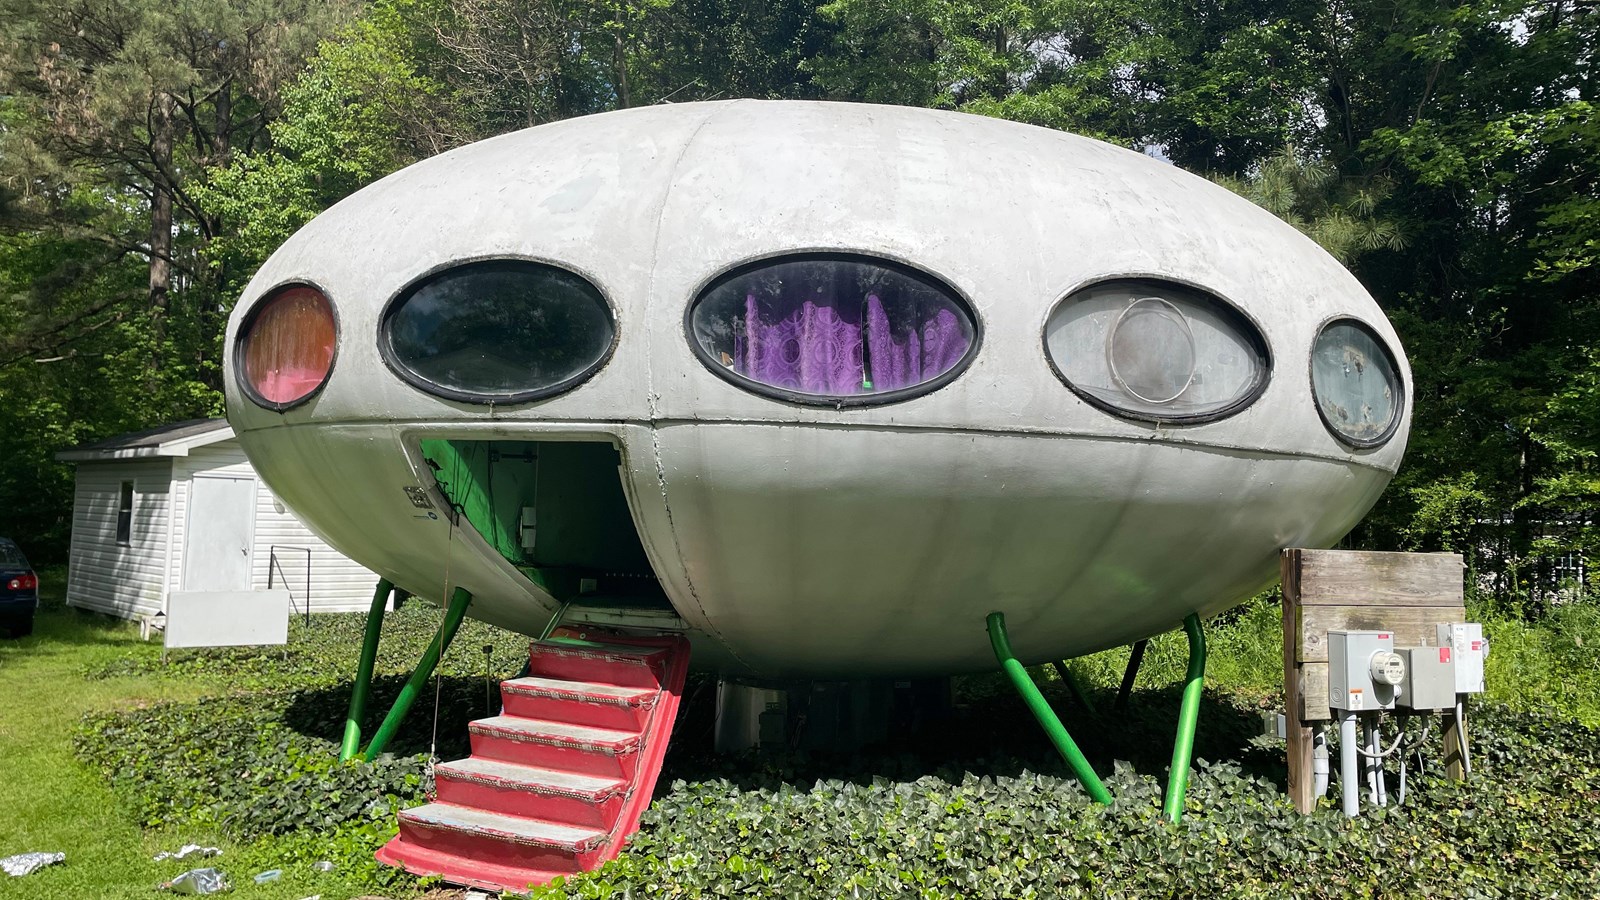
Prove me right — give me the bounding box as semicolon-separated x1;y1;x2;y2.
1280;549;1467;813
1282;552;1317;814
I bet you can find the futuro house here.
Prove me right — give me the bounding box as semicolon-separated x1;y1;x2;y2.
224;100;1409;679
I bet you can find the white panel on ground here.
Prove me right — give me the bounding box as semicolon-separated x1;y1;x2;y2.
184;475;255;591
165;590;290;648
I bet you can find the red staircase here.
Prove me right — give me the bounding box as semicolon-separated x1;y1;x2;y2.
376;633;691;892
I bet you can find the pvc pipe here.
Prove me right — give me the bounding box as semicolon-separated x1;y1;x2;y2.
1312;728;1330;799
1163;613;1207;823
339;578;392;762
1115;639;1148;710
362;587;473;761
1454;699;1473;775
986;612;1112;805
1339;711;1359;817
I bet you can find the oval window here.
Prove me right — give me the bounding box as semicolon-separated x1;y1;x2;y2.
1311;319;1402;447
237;283;338;411
1045;279;1269;422
688;255;978;404
381;260;615;404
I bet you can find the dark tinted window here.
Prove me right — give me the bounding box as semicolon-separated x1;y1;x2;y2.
383;260;614;403
117;481;133;545
0;540;27;568
689;255;976;404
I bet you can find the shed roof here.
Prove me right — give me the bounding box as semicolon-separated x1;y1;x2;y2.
56;418;236;463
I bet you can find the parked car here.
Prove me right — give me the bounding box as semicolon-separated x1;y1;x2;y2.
0;538;39;638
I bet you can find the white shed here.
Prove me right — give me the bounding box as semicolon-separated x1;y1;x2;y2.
56;419;381;620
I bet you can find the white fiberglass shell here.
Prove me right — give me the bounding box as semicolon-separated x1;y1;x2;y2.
223;100;1410;679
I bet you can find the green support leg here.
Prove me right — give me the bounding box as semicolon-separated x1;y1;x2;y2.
1052;660;1099;717
362;587;473;762
987;612;1112;806
1115;639;1149;711
1163;613;1207;823
339;578;393;762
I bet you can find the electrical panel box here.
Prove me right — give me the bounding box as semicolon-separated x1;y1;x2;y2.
1397;647;1457;710
1436;623;1486;694
1329;630;1402;711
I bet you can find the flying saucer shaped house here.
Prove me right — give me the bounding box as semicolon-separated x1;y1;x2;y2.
224;100;1410;889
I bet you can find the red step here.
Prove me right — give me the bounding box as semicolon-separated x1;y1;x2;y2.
433;758;628;828
377;632;690;893
500;676;659;731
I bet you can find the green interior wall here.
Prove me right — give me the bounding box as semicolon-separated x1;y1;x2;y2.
420;439;667;605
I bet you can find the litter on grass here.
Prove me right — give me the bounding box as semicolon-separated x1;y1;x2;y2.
253;869;283;884
1;852;64;877
164;867;230;894
154;844;222;862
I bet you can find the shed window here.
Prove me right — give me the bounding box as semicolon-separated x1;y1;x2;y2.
116;481;134;546
688;255;977;405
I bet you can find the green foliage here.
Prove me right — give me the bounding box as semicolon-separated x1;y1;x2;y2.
77;694;426;838
525;706;1600;898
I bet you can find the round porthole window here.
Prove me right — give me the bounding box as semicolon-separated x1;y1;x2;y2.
380;260;615;404
1310;319;1402;447
687;254;978;405
236;283;338;411
1045;279;1269;422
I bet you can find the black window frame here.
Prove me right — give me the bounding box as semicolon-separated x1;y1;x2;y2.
378;258;618;406
684;252;983;408
116;481;134;546
1308;316;1405;449
1042;277;1272;426
233;281;342;413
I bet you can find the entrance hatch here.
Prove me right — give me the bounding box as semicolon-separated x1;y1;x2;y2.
420;439;671;609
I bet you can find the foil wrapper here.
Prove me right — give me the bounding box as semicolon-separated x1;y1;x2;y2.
2;852;64;877
164;867;230;894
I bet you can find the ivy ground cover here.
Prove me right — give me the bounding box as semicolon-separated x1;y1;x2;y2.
5;577;1599;898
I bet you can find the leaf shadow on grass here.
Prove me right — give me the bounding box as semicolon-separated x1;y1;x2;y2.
279;674;499;760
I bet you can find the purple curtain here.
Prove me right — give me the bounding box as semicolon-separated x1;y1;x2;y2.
865;294;967;392
734;294;865;394
733;292;970;395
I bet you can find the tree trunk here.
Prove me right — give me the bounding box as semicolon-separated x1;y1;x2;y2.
614;32;629;108
148;92;175;317
147;91;175;382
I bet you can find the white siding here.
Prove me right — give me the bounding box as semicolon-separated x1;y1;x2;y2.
67;437;382;621
65;459;174;618
176;442;382;614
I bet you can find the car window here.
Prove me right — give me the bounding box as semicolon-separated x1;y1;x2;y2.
0;541;28;568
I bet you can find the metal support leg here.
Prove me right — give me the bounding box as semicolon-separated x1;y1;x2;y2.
1339;711;1360;817
986;612;1112;805
1115;639;1148;710
362;587;473;761
1052;661;1099;717
1162;613;1206;823
339;578;393;761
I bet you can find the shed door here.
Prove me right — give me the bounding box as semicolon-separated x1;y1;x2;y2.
184;475;256;591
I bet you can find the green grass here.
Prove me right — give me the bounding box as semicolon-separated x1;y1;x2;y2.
0;570;444;899
9;569;1600;897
